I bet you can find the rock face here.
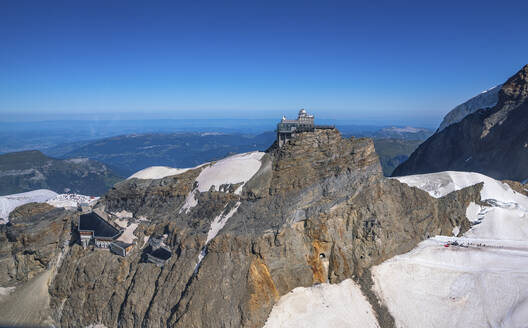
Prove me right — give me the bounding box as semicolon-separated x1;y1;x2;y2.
0;150;122;196
393;64;528;182
0;203;73;286
34;128;483;328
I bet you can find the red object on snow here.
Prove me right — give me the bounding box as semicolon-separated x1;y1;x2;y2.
444;244;450;247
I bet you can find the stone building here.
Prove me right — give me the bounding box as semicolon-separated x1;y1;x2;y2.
276;109;334;147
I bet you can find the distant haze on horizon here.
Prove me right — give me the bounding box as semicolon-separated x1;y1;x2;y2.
1;0;527;128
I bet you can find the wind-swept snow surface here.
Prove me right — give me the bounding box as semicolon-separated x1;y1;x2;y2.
264;279;379;328
375;171;528;328
0;189;58;222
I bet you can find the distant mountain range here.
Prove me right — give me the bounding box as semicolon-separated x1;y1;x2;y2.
44;127;432;178
394;64;528;182
0;150;122;196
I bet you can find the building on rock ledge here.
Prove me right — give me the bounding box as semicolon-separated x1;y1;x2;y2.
276;108;335;147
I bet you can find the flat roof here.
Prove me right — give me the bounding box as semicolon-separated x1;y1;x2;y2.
148;246;172;260
79;212;120;239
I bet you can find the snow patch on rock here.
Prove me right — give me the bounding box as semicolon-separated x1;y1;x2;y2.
264;279;379;328
181;151;265;213
195;202;242;272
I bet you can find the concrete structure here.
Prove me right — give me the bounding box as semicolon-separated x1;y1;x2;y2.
277;109;334;147
110;241;134;257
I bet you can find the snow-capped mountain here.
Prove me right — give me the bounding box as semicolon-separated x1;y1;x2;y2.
437;84;502;132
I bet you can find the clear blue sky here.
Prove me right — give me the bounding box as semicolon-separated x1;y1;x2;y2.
1;0;527;127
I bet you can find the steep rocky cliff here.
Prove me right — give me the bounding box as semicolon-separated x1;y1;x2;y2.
393;64;528;181
34;129;480;328
0;203;75;326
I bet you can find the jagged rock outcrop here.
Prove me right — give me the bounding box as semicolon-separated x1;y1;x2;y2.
0;203;74;286
393;64;528;182
43;129;482;328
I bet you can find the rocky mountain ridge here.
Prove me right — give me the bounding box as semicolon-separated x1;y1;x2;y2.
393;64;528;181
0;129;480;327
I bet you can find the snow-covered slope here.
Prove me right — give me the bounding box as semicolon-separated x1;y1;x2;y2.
264;279;379;328
194;151;265;193
127;166;194;180
373;171;528;328
0;189;58;222
128;152;265;183
395;171;528;206
437;84;502;132
180;151;265;213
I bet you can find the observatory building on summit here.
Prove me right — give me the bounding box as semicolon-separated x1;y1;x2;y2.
276;108;334;147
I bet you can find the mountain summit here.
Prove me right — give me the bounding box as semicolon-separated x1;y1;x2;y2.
393;64;528;182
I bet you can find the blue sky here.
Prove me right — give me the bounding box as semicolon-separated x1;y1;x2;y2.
1;0;527;127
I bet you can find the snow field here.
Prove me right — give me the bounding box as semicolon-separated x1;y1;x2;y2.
0;189;58;221
264;279;379;328
372;238;528;328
